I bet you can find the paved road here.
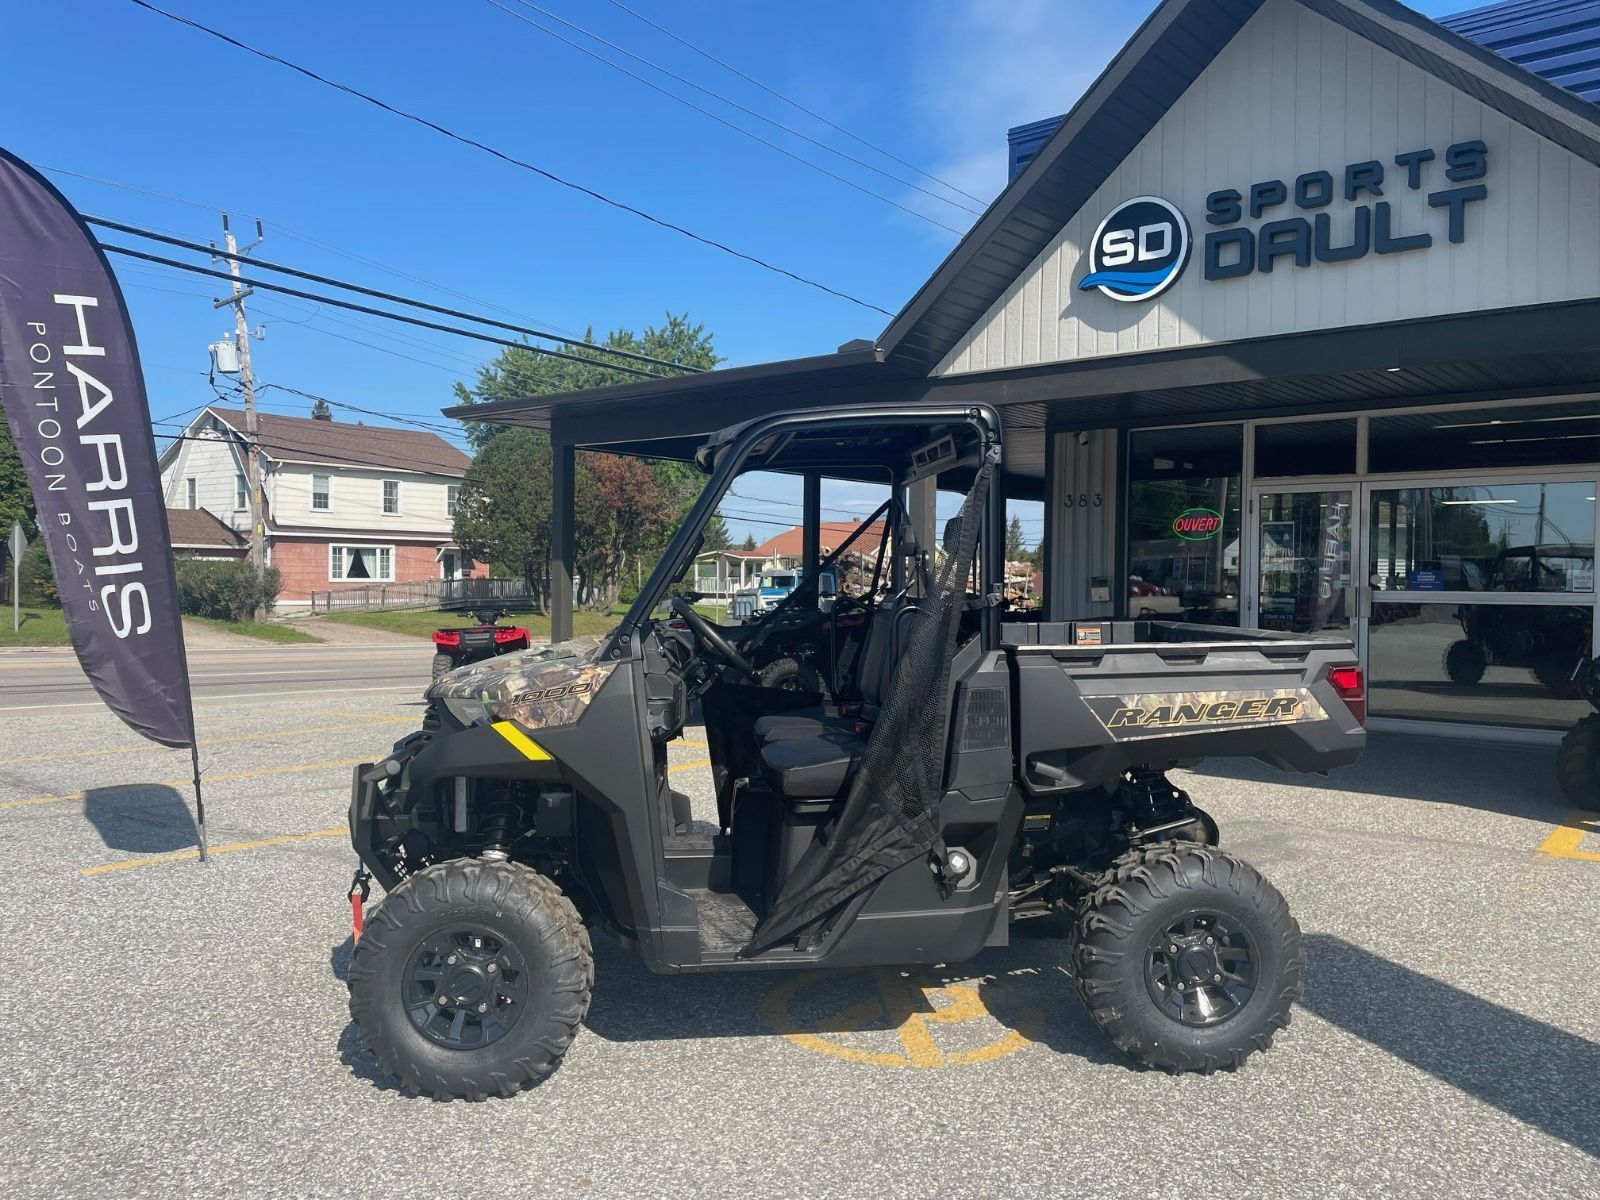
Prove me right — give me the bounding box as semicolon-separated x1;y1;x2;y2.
0;644;431;711
0;645;1596;1198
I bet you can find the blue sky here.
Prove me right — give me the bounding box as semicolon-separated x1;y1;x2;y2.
3;0;1464;547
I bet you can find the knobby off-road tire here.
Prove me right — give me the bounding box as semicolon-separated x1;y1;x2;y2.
431;653;453;683
348;859;593;1099
1444;639;1487;686
1073;842;1303;1075
1556;714;1600;812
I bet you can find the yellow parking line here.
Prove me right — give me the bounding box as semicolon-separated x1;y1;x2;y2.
82;826;346;876
0;757;370;812
1536;811;1600;862
0;717;413;769
675;738;708;749
668;758;712;773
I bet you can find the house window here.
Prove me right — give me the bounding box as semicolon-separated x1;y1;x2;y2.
382;479;400;515
185;477;197;509
447;483;461;517
329;544;394;582
234;473;247;510
312;473;331;511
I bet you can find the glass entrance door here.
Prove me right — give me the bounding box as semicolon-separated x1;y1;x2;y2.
1251;488;1359;636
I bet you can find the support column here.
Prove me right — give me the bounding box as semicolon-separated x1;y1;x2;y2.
1042;431;1060;622
802;473;821;579
551;436;575;645
908;476;936;564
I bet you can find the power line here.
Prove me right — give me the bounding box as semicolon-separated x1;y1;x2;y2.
40;162;591;340
603;0;988;207
87;215;698;376
99;242;669;380
125;0;895;317
489;0;981;222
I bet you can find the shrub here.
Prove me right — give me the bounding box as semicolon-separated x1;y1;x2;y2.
174;558;282;622
16;540;59;606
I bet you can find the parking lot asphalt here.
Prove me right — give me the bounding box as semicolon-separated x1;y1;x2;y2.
1;642;1597;1199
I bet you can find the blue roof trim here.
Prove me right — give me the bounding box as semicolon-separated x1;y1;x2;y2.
1440;0;1600;100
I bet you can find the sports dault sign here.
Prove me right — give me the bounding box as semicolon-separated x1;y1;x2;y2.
0;147;207;851
1078;142;1490;299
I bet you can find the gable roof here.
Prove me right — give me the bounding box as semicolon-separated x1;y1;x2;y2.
752;521;887;560
166;506;247;550
876;0;1600;376
1441;0;1600;100
206;407;471;476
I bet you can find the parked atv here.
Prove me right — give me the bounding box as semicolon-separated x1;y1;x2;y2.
431;608;531;682
1443;545;1593;690
346;404;1365;1099
1556;647;1599;812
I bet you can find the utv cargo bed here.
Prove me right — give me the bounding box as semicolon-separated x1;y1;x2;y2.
1003;619;1365;792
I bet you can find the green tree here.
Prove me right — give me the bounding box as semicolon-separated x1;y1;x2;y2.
702;511;732;552
0;423;36;586
453;428;554;611
450;315;720;612
740;532;758;552
1005;513;1026;561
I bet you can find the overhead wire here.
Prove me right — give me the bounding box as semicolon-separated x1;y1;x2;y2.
488;0;981;222
124;0;896;317
86;215;698;376
39;163;591;340
602;0;988;206
99;243;671;380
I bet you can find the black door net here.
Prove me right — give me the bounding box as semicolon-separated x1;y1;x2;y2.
743;446;1000;955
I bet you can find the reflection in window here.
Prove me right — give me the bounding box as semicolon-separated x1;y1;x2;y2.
1369;602;1593;728
1369;483;1595;593
1127;425;1241;625
1369;400;1600;472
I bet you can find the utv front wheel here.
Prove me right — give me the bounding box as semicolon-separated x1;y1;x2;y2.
1073;842;1302;1075
348;859;592;1099
431;653;453;682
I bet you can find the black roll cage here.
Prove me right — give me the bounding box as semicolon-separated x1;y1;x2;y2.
608;403;1006;659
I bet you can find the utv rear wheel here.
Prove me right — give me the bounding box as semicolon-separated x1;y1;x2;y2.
1073;842;1302;1075
431;653;453;682
348;859;592;1099
1444;639;1486;686
1556;715;1600;812
758;656;824;695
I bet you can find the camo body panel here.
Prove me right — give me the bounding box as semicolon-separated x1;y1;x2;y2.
427;634;618;731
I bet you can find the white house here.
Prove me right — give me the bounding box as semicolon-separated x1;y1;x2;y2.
157;405;484;604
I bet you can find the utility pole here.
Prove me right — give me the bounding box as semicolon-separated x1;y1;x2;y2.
214;215;266;614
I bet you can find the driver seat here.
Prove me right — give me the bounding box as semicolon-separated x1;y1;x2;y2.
753;598;917;743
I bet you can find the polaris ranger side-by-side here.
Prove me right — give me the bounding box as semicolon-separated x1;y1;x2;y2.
346;404;1367;1099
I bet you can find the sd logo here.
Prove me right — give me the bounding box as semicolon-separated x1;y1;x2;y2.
1078;195;1191;302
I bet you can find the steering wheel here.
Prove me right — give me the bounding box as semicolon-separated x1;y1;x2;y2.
670;597;759;680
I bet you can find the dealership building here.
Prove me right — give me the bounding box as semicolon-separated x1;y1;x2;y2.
462;0;1600;742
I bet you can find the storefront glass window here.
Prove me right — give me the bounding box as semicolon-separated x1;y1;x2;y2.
1368;400;1600;473
1368;483;1595;593
1257;490;1354;633
1127;425;1241;625
1368;602;1594;729
1254;419;1358;478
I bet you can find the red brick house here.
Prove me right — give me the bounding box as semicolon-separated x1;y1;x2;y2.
157;405;486;605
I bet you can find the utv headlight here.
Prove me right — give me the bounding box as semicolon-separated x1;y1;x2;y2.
443;696;493;727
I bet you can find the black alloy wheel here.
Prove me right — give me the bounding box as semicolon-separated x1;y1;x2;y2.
404;924;530;1049
1143;910;1258;1028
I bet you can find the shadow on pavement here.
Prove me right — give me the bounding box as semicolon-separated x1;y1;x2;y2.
81;784;196;853
1302;933;1600;1159
1187;732;1567;823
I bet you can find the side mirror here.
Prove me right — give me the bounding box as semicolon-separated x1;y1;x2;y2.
817;570;837;611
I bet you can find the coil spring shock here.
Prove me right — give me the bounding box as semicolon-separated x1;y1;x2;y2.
478;787;524;855
1123;768;1190;829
